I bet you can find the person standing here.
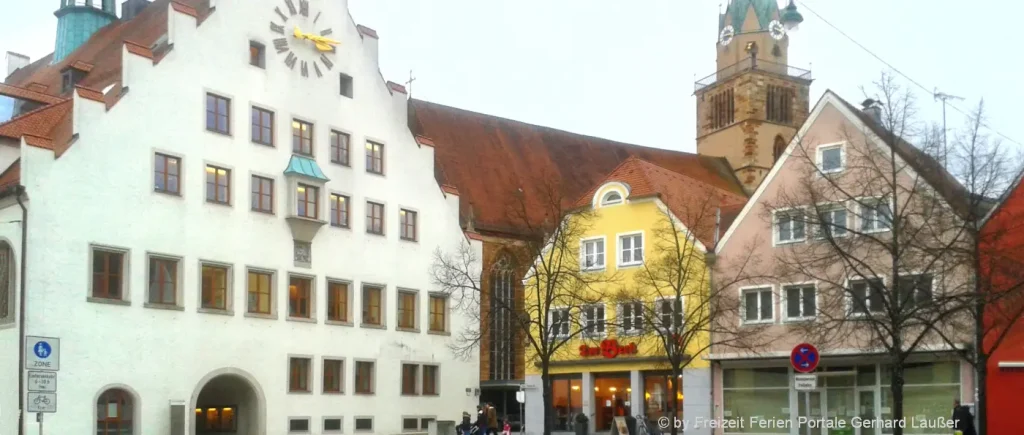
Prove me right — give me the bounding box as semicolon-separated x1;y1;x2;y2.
487;402;499;435
476;405;489;435
951;399;976;435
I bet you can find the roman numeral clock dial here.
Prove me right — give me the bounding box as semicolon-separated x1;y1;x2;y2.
269;0;338;79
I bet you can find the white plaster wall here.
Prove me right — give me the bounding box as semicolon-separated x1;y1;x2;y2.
0;198;24;435
10;0;479;434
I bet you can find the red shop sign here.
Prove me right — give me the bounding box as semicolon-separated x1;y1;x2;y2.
579;339;638;359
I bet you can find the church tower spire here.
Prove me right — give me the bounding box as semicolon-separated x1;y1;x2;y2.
695;0;812;194
53;0;118;64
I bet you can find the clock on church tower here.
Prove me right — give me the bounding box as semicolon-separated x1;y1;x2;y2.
694;0;811;194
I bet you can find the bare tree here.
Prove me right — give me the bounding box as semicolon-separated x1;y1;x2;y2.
766;73;983;435
431;172;622;435
924;100;1024;434
611;189;770;435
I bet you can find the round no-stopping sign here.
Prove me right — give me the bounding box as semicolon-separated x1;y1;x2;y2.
791;343;819;373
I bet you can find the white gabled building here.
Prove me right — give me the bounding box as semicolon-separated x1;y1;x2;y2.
0;0;482;434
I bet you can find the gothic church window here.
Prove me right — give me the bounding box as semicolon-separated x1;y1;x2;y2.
711;88;735;130
766;85;794;125
773;135;786;162
0;243;10;323
489;254;517;381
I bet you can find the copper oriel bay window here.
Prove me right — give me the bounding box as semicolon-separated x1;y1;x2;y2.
205;165;231;204
251;175;274;213
400;209;417;241
365;141;384;174
428;294;447;332
148;257;177;305
289;276;312;318
331;130;350;165
201;264;229;310
397;290;416;329
296;183;319;219
330;194;349;227
289;357;311;392
361;285;383;325
153;153;180;194
323;359;344;393
92;249;125;300
366;201;384;235
292;119;313;156
196;405;237;432
206;93;230;134
355;361;374;394
247;270;272;315
327;281;349;322
251;106;274;145
402;363;419;395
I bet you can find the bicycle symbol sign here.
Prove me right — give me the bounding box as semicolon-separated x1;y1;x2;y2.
27;392;56;413
790;343;819;373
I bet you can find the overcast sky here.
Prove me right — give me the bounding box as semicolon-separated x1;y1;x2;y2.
4;0;1022;154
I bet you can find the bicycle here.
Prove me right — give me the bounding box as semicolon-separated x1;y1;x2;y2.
634;415;650;435
34;396;50;405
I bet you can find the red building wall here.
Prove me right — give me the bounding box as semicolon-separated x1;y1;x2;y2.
982;176;1024;433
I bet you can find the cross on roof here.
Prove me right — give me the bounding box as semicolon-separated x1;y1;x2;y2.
404;70;416;98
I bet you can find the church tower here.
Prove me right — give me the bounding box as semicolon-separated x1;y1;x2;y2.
695;0;812;194
53;0;118;64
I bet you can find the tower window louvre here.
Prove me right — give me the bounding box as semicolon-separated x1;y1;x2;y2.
766;85;794;125
710;88;735;130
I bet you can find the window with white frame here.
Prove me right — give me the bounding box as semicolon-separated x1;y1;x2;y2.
549;308;570;338
849;278;885;315
815;206;849;239
742;287;773;323
582;304;606;336
897;274;933;310
774;210;806;244
619;233;643;266
619;301;644;334
783;284;816;320
581;238;605;270
860;198;892;232
659;298;683;330
601;191;623;206
818;144;844;173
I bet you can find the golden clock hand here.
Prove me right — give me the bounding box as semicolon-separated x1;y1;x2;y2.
293;26;304;39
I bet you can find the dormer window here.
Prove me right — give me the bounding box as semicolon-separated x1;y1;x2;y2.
61;68;87;94
601;191;623;206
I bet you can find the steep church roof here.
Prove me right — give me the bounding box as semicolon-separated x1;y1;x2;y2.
408;99;747;237
719;0;779;32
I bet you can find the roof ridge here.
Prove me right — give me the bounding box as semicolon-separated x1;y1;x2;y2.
412;98;701;158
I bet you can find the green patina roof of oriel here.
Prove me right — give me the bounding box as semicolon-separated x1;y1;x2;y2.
284;155;330;182
719;0;779;32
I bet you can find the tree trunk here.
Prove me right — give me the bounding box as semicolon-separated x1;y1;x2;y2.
542;362;553;435
669;366;681;435
976;352;987;434
889;363;905;435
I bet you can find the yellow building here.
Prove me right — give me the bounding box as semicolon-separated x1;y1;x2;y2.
522;157;747;434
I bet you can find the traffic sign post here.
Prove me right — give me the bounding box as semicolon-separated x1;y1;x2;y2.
25;336;60;371
27;392;56;413
791;343;819;373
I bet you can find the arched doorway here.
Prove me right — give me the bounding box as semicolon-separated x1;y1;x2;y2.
190;368;266;435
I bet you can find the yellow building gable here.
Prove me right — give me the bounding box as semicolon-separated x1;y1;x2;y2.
525;181;714;376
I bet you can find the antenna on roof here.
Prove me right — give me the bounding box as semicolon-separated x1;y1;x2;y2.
934;88;965;171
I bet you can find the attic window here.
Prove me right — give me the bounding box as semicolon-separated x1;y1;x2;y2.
249;41;266;69
61;68;87;94
601;191;623;206
339;73;353;98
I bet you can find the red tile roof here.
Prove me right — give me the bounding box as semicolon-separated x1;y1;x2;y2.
0;99;72;142
409;99;747;236
0;84;63;105
5;0;212;97
575;156;748;247
0;159;20;191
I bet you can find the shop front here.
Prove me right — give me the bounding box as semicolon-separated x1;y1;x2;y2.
715;358;970;435
525;339;711;435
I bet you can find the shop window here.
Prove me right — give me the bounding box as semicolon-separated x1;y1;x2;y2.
550;377;583;431
722;367;789;430
593;374;631;432
643;373;683;423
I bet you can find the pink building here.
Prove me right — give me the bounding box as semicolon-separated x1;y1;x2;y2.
709;91;975;435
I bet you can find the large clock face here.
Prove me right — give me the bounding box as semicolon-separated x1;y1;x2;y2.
269;0;338;79
719;25;735;47
768;20;786;40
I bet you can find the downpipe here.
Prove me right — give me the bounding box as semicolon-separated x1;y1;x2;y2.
15;185;27;435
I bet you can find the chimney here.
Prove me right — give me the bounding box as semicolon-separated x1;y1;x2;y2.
861;98;883;125
6;52;29;78
121;0;152;21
